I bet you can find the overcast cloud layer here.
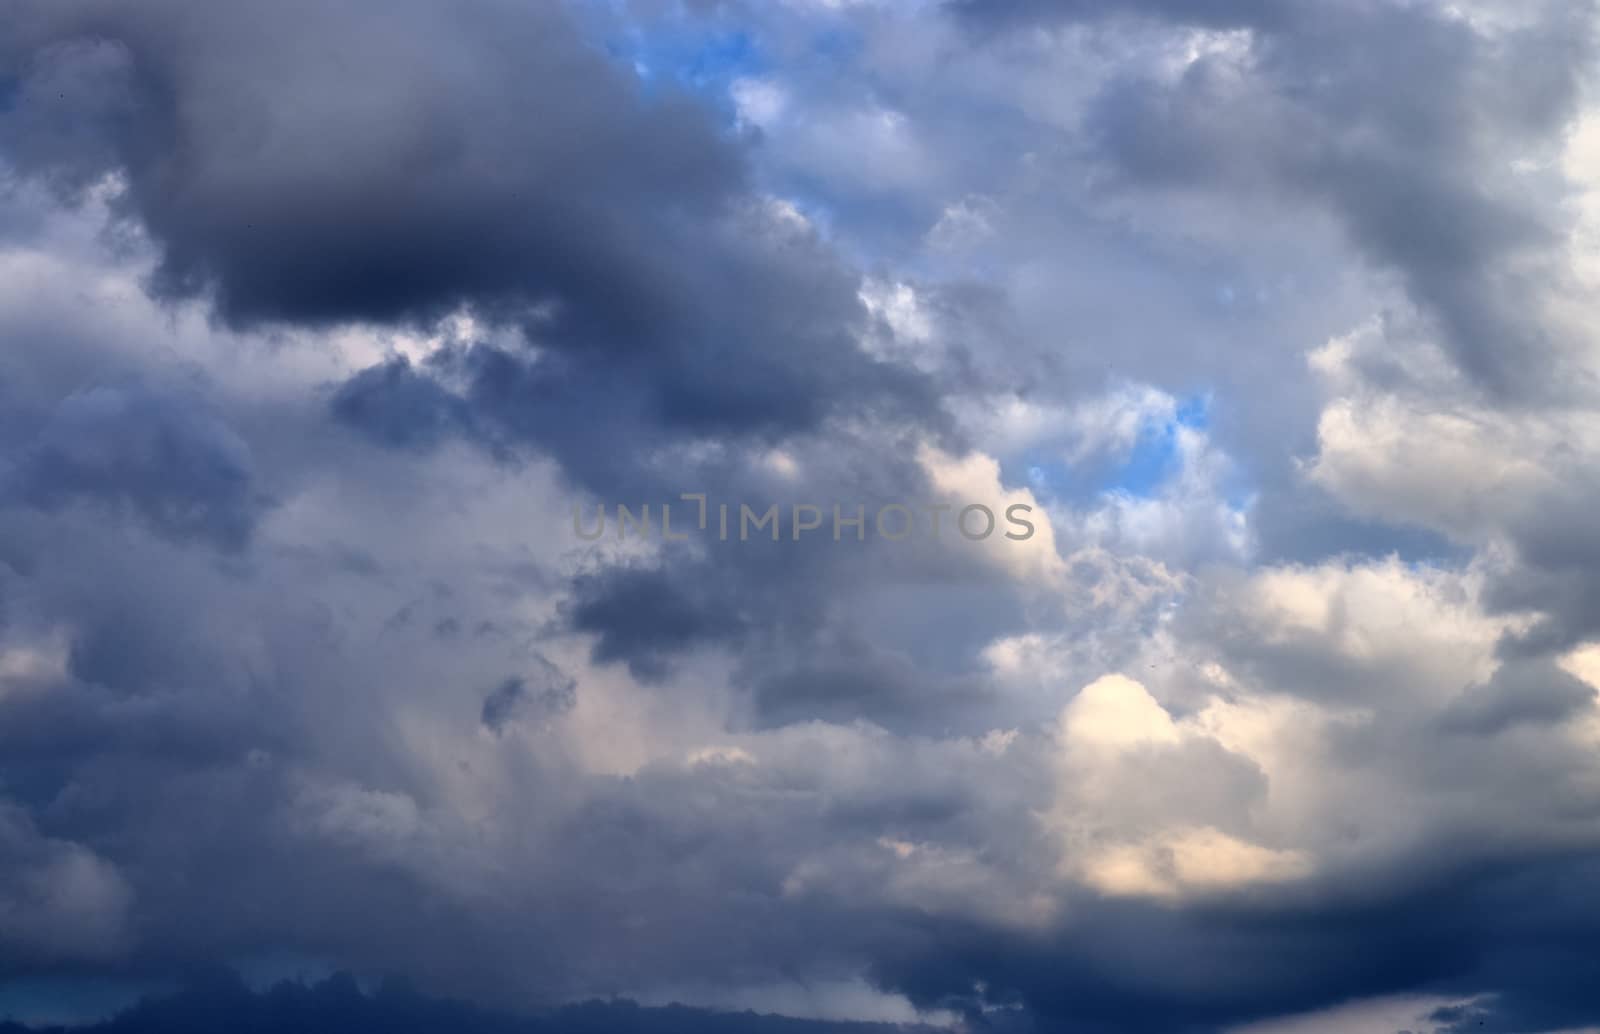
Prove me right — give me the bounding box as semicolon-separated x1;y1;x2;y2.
5;1;1600;1031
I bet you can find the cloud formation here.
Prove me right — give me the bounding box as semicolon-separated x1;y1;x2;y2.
5;0;1600;1031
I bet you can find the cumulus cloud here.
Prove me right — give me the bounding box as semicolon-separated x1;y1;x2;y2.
5;0;1600;1031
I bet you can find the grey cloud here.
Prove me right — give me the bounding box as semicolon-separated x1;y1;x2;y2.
1067;0;1594;399
1481;483;1600;656
0;380;265;551
101;971;944;1034
749;636;991;732
0;802;131;967
1439;659;1596;736
329;358;479;455
948;0;1294;32
481;657;577;733
563;562;753;682
4;0;940;504
1;0;738;329
551;486;1040;734
8;1;1600;1032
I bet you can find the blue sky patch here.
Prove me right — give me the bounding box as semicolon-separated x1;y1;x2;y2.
1105;392;1210;497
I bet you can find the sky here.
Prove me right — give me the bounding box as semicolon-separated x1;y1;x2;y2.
4;0;1600;1031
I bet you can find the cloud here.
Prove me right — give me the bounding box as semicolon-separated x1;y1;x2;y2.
480;657;578;734
3;0;939;504
0;803;132;965
1;379;265;550
7;0;1600;1031
1;1;738;329
957;0;1596;399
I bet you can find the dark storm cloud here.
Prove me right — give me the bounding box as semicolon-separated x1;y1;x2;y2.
1;0;973;756
2;0;968;789
0;671;277;776
3;0;939;497
9;1;1600;1032
855;828;1600;1032
0;0;737;329
564;563;752;682
0;379;265;551
0;970;935;1034
1438;659;1596;736
0;808;129;969
330;340;987;722
332;334;935;501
